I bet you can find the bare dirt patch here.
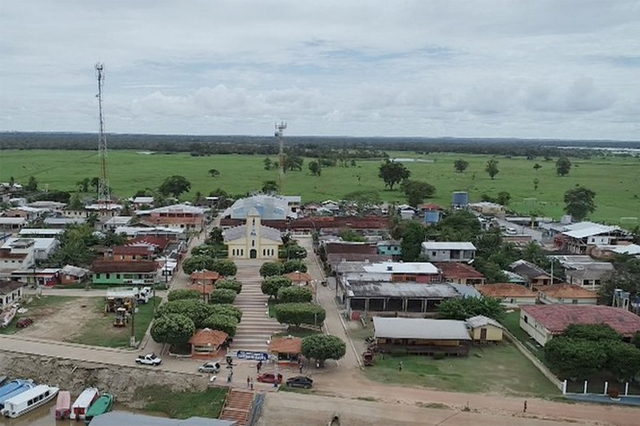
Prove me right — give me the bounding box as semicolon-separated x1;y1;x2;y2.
20;297;102;341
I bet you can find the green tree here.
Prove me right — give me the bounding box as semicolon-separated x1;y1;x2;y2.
155;299;213;328
208;169;220;178
437;296;506;321
378;160;410;190
159;175;191;198
485;158;499;180
90;177;100;195
496;191;511;206
607;341;640;381
308;161;321;176
262;180;279;193
533;163;542;172
68;192;84;210
454;159;469;173
207;227;224;245
278;286;313;303
339;229;366;242
261;275;293;300
212;259;237;276
167;289;201;301
564;186;596;221
285;154;304;171
301;334;346;367
533;177;540;191
597;256;640;305
77;178;90;192
150;314;196;348
202;314;238;337
26;176;38;192
563;324;622;342
556;156;572;176
182;255;216;274
632;331;640;350
544;337;608;380
260;262;282;277
434;210;483;242
281;259;307;273
264;157;273;170
401;180;436;207
401;221;426;262
209;288;237;304
215;279;242;294
274;303;326;327
207;304;242;321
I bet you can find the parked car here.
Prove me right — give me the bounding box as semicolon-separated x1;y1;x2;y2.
135;353;162;366
198;362;221;373
257;372;283;384
286;376;313;389
16;318;33;328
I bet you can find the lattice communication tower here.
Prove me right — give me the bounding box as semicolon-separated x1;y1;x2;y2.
275;121;287;192
95;63;111;206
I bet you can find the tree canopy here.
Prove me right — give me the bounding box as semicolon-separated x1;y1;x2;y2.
378;160;410;190
278;286;314;303
207;304;242;322
343;190;381;215
437;296;505;321
281;259;308;273
202;314;238;337
564;186;596;221
260;262;282;277
400;221;426;262
262;180;279;193
261;275;293;300
159;175;191;198
182;255;216;274
155;299;213;328
215;279;242;294
212;259;237;276
301;334;346;366
209;288;237;304
454;159;469;173
401;180;436;207
308;161;321;176
544;337;608;380
274;303;326;327
485;158;499;180
167;289;201;301
150;314;196;348
556;156;572;176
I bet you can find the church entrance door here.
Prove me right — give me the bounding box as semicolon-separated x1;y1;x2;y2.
250;249;257;259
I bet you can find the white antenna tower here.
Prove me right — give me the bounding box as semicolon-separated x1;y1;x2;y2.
95;63;111;207
275;121;287;192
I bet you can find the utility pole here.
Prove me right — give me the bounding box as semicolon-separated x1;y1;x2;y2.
95;63;111;208
275;122;287;193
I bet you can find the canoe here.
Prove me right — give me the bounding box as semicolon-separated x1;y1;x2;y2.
55;390;71;420
84;393;113;424
70;387;99;420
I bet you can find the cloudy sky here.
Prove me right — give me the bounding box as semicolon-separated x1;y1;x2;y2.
1;0;639;139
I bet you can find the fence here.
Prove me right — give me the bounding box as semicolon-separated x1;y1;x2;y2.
502;329;562;390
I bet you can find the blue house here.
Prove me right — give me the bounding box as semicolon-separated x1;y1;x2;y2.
376;240;402;259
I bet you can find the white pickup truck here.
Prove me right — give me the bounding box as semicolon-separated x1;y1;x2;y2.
135;353;162;366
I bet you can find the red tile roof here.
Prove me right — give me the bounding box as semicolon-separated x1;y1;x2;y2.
285;271;313;282
325;242;377;255
127;236;171;251
188;283;215;295
112;246;152;256
476;283;537;298
522;305;640;337
189;328;228;346
269;336;302;354
434;262;485;279
220;216;390;231
92;260;157;273
537;284;598;299
190;270;220;281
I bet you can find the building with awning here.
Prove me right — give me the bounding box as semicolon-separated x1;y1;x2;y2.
188;328;228;359
269;336;302;363
285;271;313;286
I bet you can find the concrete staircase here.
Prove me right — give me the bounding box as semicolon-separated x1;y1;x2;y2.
219;389;254;426
232;261;285;353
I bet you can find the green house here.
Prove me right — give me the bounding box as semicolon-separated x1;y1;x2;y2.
92;260;157;285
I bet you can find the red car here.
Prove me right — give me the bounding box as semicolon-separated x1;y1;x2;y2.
17;318;33;328
257;372;283;384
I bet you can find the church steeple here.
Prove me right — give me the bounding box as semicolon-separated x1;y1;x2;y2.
246;207;261;239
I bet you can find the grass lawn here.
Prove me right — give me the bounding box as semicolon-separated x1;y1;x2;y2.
1;149;639;224
136;385;228;419
500;310;545;360
67;297;161;348
273;327;319;339
0;296;77;335
364;344;560;397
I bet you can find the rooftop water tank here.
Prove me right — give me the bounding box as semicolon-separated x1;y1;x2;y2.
424;210;441;224
452;191;469;207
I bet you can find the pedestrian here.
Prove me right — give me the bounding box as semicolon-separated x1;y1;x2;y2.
523;400;527;413
299;364;303;374
247;376;250;388
250;378;254;390
398;361;403;372
257;360;262;373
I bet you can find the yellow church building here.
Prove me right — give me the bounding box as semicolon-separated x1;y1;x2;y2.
224;208;282;259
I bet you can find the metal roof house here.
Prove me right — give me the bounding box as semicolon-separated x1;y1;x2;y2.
555;222;632;254
373;317;471;356
224;195;294;220
421;242;476;262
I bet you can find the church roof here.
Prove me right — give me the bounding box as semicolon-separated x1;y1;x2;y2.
223;224;282;243
226;195;290;220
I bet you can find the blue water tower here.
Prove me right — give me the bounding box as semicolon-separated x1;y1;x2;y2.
452;191;469;209
424;210;441;224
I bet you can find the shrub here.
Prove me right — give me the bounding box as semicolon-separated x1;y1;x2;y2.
155;299;213;328
207;304;242;322
281;259;307;273
212;259;237;276
209;288;237;304
301;334;346;366
274;303;326;327
202;314;238;337
259;262;282;277
150;314;195;347
278;286;313;303
433;353;445;360
167;289;201;301
261;275;293;300
215;279;242;294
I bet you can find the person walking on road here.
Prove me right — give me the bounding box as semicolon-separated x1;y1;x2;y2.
247;376;251;388
523;400;527;413
250;378;254;390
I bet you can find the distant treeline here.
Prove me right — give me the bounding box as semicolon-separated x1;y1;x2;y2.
1;132;639;158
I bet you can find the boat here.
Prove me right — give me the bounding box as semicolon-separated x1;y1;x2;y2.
70;387;99;420
0;306;17;328
0;376;7;386
55;390;71;420
0;380;35;409
84;393;113;424
1;384;59;418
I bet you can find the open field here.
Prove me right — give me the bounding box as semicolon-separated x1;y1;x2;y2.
67;296;160;348
0;295;80;336
135;385;228;419
364;344;560;396
1;149;639;223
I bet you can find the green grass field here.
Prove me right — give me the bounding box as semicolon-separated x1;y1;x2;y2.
1;149;639;224
364;344;560;396
135;385;228;419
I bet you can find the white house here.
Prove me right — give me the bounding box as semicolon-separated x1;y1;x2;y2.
3;238;59;261
421;242;476;262
0;239;35;277
0;217;27;233
537;284;598;305
0;280;23;307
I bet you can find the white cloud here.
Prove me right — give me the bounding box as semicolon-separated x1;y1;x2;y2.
0;0;639;139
